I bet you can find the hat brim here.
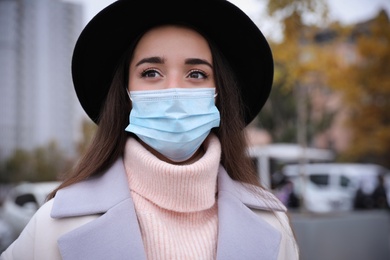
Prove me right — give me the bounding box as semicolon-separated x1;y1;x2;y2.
72;0;273;125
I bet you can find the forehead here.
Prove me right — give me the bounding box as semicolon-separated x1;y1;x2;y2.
132;25;212;58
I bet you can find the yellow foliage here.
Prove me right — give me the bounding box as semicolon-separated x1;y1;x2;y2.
331;11;390;165
270;3;390;166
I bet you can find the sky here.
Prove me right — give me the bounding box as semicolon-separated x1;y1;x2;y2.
65;0;390;41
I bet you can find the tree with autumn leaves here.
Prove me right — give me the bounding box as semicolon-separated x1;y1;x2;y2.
257;1;333;147
257;0;390;168
326;10;390;167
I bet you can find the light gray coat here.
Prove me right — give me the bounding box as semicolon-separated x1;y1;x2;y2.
1;159;298;260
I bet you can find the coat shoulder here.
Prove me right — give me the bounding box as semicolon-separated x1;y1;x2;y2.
252;209;300;260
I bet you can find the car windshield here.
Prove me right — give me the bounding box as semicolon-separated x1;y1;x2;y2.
339;175;351;187
309;174;329;187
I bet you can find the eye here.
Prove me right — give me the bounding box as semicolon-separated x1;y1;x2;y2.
187;69;208;79
141;68;162;78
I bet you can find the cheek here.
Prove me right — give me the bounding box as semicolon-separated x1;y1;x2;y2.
127;74;138;91
127;63;139;91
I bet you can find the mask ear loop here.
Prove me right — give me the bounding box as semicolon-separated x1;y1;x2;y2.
126;89;133;101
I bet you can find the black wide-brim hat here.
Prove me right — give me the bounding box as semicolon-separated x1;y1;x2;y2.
72;0;273;125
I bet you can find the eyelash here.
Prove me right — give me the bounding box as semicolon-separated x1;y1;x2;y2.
140;68;161;78
187;69;209;79
140;68;209;79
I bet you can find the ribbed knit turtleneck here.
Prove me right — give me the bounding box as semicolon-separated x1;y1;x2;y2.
124;134;221;260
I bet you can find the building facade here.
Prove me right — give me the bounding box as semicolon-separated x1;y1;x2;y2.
0;0;85;159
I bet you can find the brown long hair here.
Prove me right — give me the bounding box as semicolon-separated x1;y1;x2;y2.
49;27;260;199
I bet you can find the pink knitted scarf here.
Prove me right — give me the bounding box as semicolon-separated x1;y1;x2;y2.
124;134;221;259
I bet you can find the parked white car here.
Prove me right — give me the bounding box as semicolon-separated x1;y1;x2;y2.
281;163;390;213
0;182;60;243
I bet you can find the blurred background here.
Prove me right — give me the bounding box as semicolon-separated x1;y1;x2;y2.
1;0;390;259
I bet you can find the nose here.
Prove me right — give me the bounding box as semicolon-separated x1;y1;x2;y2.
165;71;182;89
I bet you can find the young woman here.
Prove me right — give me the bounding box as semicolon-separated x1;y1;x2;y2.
1;1;299;259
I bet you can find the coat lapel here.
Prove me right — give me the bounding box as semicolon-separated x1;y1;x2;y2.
57;198;146;260
216;166;285;260
51;159;146;260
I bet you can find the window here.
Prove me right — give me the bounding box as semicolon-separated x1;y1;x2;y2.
309;174;329;187
339;175;351;187
14;193;37;207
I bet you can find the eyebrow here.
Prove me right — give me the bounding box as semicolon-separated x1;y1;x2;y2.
185;58;213;69
135;56;165;66
135;56;213;69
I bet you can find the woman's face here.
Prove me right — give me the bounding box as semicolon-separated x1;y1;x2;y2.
128;25;215;91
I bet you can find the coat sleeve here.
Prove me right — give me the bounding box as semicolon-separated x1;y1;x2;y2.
275;211;299;260
254;210;300;260
0;199;98;260
0;218;35;260
0;200;59;260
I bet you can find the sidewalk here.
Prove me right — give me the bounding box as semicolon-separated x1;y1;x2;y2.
290;210;390;260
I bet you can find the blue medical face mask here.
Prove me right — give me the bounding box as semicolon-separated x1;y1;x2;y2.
125;88;220;162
